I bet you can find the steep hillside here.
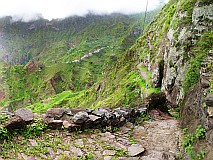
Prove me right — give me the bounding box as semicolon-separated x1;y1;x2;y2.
1;0;210;115
132;0;213;159
22;0;212;158
0;0;212;159
0;11;160;108
25;0;212;112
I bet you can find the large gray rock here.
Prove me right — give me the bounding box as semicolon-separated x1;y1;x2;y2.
92;108;112;118
192;4;213;35
72;111;89;124
114;108;135;120
127;144;145;157
205;94;213;106
4;116;26;130
46;108;72;119
92;108;113;126
152;61;164;88
14;108;34;123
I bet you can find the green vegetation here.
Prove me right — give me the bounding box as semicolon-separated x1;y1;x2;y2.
183;53;206;93
0;115;11;141
170;107;180;119
195;125;206;139
0;127;10;141
140;112;151;121
0;11;160;110
21;118;47;138
0;114;10;124
210;80;213;93
179;0;197;25
0;118;47;141
183;31;213;93
182;125;206;159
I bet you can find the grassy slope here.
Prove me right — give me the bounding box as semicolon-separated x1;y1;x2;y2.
0;11;161;109
27;0;213;114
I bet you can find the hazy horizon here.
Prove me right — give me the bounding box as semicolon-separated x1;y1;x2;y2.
0;0;168;21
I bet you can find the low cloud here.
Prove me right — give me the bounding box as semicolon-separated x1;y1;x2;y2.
0;0;168;21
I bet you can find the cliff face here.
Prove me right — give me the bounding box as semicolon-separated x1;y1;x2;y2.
180;51;213;159
133;0;213;158
136;0;212;107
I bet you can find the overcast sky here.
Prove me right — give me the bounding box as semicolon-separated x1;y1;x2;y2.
0;0;168;21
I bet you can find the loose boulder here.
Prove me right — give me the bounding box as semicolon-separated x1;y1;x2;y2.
14;108;34;123
127;144;145;157
92;108;114;126
88;115;102;124
46;108;72;119
46;118;63;129
92;108;111;118
63;120;81;131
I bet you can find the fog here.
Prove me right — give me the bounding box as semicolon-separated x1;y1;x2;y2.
0;0;168;21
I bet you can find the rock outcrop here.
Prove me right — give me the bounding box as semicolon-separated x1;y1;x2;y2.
142;0;213;108
180;49;213;159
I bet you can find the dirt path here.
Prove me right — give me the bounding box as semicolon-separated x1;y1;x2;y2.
136;63;148;82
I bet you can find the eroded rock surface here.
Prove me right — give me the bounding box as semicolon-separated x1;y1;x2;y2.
14;108;34;123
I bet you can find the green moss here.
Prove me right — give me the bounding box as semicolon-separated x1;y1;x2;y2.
183;31;213;93
183;54;205;93
210;80;213;93
171;16;179;29
179;0;197;25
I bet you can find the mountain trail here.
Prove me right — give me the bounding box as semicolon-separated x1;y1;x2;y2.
1;113;181;160
136;62;148;82
137;118;181;160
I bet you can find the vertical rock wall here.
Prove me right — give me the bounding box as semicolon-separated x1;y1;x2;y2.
148;0;213;106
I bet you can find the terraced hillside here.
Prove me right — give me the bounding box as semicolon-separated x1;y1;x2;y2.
0;11;159;108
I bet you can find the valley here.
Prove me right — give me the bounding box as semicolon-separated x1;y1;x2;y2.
0;0;213;159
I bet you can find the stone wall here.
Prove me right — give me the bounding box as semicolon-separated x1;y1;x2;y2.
1;107;140;132
1;92;168;133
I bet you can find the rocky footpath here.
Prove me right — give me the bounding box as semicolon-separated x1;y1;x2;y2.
0;110;180;160
1;92;168;132
0;92;182;159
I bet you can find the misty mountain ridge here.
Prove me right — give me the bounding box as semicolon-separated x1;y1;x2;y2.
0;0;212;159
